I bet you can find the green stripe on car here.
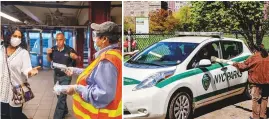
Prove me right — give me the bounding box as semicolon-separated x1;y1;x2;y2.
193;83;246;102
124;55;250;87
124;77;141;85
156;55;250;88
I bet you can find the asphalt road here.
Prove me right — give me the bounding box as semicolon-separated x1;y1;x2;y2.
193;95;266;119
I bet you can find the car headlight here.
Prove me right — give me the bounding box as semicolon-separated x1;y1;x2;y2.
132;70;174;91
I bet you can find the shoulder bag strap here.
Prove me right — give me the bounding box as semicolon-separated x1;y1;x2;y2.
5;47;14;87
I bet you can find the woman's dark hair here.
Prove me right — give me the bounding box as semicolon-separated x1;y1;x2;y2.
254;45;268;58
4;29;27;49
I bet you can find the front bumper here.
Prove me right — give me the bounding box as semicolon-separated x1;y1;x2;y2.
123;86;168;119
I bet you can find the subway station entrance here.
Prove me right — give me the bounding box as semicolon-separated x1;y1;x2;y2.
1;1;122;68
2;27;88;69
1;1;122;118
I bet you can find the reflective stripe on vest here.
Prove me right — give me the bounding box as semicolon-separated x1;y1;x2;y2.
73;49;122;119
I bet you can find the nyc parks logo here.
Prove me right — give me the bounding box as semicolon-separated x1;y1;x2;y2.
202;74;211;91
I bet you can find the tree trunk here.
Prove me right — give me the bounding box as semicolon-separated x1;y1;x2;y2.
256;30;263;46
240;32;255;51
255;19;263;46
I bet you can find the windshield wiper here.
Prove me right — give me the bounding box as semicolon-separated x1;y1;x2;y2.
128;60;164;66
127;60;139;64
137;62;164;66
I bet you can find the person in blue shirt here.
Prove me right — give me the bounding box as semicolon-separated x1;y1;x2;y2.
64;21;121;108
46;33;78;119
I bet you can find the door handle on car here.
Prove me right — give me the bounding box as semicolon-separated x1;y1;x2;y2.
221;67;228;71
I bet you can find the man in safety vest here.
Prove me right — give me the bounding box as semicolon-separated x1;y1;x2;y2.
63;21;122;119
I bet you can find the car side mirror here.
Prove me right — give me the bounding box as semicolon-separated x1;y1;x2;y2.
198;59;212;67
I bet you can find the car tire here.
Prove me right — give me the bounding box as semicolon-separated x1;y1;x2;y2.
167;92;193;119
243;82;252;100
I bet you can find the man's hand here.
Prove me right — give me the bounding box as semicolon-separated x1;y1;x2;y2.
232;63;241;71
28;66;41;77
232;63;239;67
65;85;77;95
70;52;78;60
47;48;53;54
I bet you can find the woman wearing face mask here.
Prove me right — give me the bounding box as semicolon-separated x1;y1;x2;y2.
55;21;122;119
0;29;40;119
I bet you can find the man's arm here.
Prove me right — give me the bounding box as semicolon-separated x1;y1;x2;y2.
233;55;254;72
69;48;79;60
75;60;118;108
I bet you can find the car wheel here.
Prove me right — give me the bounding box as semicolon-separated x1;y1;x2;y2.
243;82;252;100
167;92;192;119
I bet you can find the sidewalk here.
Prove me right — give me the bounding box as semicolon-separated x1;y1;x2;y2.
22;70;77;119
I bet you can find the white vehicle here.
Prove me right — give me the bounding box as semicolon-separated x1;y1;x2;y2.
124;32;252;119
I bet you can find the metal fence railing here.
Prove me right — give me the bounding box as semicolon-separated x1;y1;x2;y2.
123;34;177;52
123;32;269;53
223;33;269;50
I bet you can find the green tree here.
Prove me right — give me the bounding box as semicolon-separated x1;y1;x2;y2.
124;16;135;32
191;1;269;49
174;6;191;31
149;9;178;33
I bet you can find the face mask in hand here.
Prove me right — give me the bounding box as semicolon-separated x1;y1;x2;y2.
10;37;21;47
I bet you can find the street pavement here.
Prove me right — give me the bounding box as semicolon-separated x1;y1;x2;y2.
194;92;269;119
22;70;76;119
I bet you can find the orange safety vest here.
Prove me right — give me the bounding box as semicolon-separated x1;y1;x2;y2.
73;49;122;119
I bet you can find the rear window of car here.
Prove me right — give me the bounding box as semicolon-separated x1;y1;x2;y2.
221;41;243;59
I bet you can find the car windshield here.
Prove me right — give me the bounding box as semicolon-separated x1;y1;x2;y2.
127;42;198;66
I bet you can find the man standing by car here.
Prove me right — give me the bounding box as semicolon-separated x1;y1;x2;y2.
233;45;269;119
47;33;78;119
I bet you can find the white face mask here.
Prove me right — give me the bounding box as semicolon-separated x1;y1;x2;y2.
93;37;100;51
93;37;97;42
10;37;21;47
94;42;100;51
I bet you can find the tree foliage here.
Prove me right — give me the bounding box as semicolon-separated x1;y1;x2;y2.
124;16;135;32
149;9;178;33
173;6;191;31
190;1;269;49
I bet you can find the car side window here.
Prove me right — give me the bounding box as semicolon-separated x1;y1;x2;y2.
187;42;221;70
221;41;243;59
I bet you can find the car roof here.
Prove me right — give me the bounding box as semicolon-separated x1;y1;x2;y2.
160;36;243;43
160;36;212;43
221;37;243;42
